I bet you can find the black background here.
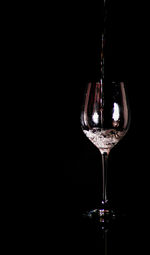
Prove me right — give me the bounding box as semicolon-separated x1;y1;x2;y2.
59;1;148;213
56;1;150;254
5;0;150;252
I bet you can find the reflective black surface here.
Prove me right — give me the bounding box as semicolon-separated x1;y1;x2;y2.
57;205;149;255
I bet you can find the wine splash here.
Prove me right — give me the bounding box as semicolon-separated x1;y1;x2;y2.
83;128;126;154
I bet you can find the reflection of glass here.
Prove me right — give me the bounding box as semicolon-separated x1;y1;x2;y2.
102;228;108;255
81;80;130;219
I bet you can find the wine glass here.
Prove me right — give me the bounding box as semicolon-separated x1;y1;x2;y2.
80;79;130;220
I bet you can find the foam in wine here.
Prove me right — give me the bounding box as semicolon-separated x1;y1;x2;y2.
83;128;126;153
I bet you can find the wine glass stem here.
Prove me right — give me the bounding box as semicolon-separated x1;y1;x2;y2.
101;152;109;206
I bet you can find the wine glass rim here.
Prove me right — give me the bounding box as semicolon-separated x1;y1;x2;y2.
87;80;127;85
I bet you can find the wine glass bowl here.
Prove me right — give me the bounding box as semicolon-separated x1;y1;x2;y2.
80;80;130;220
81;80;130;154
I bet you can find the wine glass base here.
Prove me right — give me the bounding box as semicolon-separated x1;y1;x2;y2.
82;207;117;223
